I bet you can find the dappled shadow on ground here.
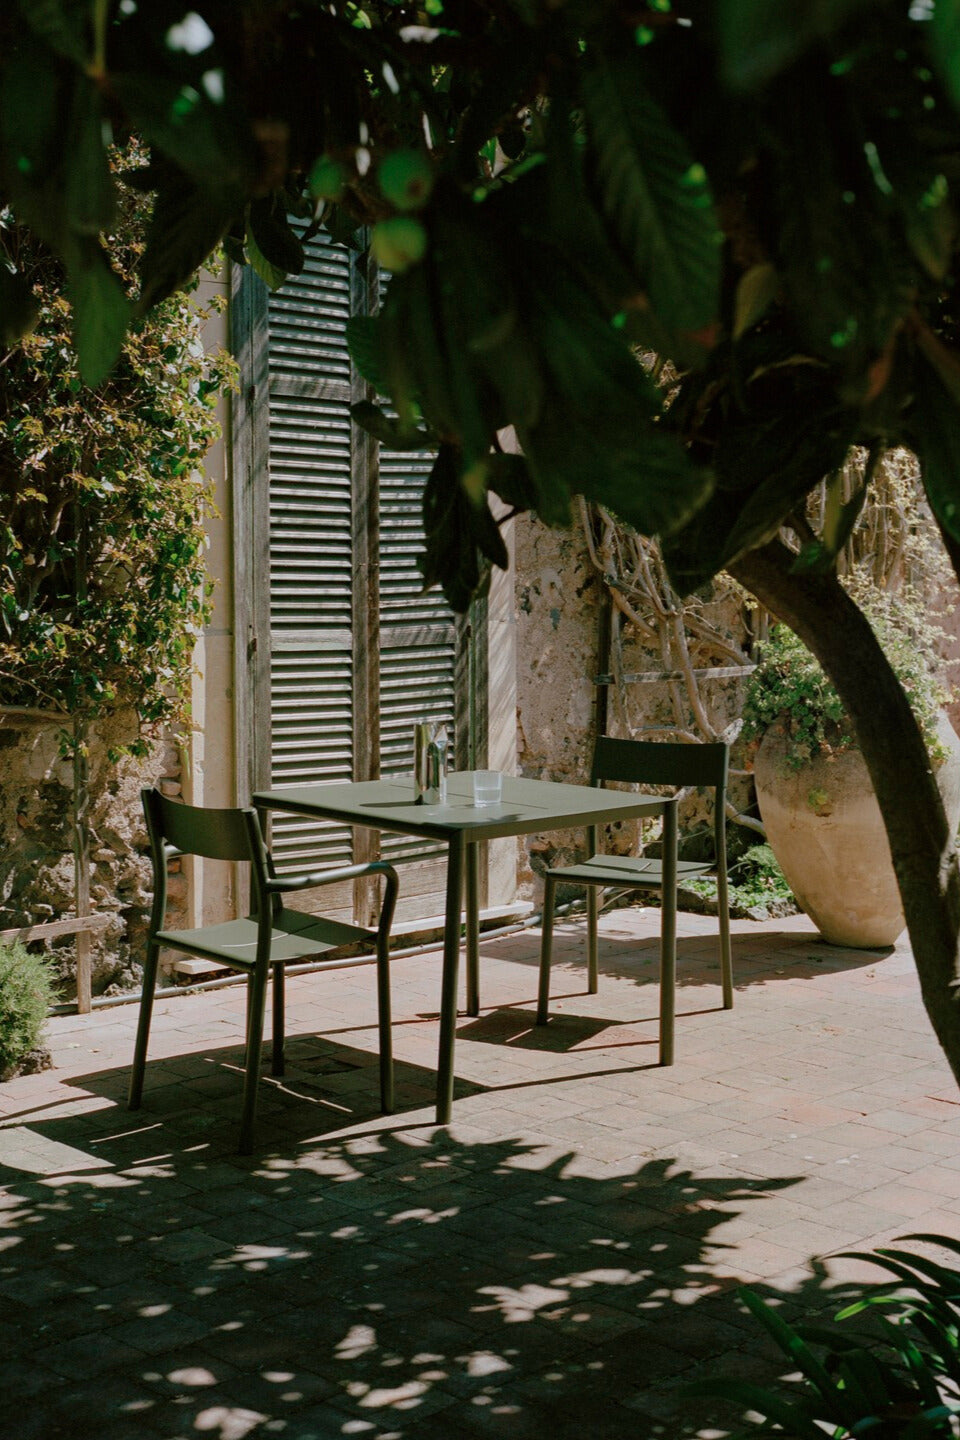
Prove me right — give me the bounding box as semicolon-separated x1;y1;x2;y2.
0;1030;876;1440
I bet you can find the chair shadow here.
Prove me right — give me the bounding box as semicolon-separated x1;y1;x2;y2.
483;919;896;998
456;1007;660;1054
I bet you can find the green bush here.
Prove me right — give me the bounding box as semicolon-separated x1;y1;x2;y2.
691;1233;960;1436
0;139;237;754
742;591;949;774
0;942;54;1079
683;842;796;916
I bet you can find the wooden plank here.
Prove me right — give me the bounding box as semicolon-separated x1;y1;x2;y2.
72;719;93;1016
594;665;757;686
351;244;381;926
230;262;273;805
0;912;111;944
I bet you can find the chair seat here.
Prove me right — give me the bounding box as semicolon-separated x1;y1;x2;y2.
545;853;714;887
157;907;373;971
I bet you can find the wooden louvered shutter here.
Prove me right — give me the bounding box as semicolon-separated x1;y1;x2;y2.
265;232;358;873
233;229;466;926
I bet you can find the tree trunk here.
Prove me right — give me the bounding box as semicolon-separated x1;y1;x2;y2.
730;539;960;1088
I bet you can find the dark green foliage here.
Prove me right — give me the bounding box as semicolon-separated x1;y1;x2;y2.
690;1234;960;1436
3;2;960;610
685;841;795;915
742;599;948;773
0;141;237;744
0;942;53;1079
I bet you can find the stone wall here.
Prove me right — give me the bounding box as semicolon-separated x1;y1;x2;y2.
513;516;755;901
0;710;183;999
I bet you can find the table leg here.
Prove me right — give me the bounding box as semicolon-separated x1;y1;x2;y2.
465;841;480;1016
436;831;465;1124
659;797;677;1066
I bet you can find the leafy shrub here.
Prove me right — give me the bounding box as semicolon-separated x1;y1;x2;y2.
0;942;54;1079
742;592;949;773
0;140;237;753
683;842;796;916
691;1233;960;1437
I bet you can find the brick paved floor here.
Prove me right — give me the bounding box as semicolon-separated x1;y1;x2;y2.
2;908;959;1439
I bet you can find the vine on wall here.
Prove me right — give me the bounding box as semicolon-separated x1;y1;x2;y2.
0;141;237;749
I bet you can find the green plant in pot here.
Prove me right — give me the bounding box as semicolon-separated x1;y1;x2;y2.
742;589;960;948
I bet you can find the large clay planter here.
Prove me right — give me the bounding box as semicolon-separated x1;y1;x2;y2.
754;712;960;948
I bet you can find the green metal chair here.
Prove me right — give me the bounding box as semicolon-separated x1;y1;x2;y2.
537;738;733;1025
130;787;399;1154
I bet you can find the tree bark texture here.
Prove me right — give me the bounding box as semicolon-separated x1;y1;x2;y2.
730;540;960;1088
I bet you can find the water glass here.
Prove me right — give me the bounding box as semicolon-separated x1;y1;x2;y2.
472;770;502;806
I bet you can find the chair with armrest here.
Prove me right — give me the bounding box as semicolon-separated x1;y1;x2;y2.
130;787;399;1153
537;738;733;1026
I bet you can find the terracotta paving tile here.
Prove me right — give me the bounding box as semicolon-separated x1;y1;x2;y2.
3;911;960;1437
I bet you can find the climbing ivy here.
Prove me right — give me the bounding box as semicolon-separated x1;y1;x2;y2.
0;142;237;752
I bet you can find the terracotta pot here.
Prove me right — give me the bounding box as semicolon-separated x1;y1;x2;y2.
753;712;960;948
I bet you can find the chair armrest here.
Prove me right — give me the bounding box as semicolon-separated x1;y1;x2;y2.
265;861;399;894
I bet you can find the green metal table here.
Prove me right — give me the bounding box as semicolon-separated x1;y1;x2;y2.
254;771;678;1124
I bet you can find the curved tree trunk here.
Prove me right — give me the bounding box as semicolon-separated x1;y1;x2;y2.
730;539;960;1088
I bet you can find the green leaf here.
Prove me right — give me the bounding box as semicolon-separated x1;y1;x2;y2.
350;400;432;449
733;263;780;340
508;251;713;537
684;1377;826;1439
66;242;132;387
581;49;721;338
322;203;364;251
835;1348;900;1415
486;453;539;513
139;171;240;309
768;65;914;385
539;95;640;322
417;445;512;610
910;349;960;546
17;0;88;66
346;315;391;395
419;445;481;611
66;77;116;237
111;72;248;191
0;34;66;241
434;200;544;430
736;1288;855;1416
931;0;960;112
0;266;40;345
791;478;867;575
247;198;305;277
245;230;285;292
717;0;877;91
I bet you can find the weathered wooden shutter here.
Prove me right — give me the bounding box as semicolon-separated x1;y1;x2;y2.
265;232;357;870
235;227;460;920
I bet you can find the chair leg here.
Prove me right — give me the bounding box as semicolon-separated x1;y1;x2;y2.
586;885;599;994
536;875;558;1024
376;936;394;1114
128;939;162;1110
244;974;254;1061
239;967;269;1155
717;868;734;1010
272;963;285;1076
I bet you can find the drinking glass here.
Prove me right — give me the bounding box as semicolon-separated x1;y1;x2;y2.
472;770;502;806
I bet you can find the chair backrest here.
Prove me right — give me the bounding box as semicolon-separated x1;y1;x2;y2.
141;787;267;869
591;738;729;860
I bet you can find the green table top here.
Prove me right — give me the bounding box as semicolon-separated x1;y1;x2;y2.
254;771;669;844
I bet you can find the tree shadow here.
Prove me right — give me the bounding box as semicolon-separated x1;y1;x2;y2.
0;1031;874;1440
